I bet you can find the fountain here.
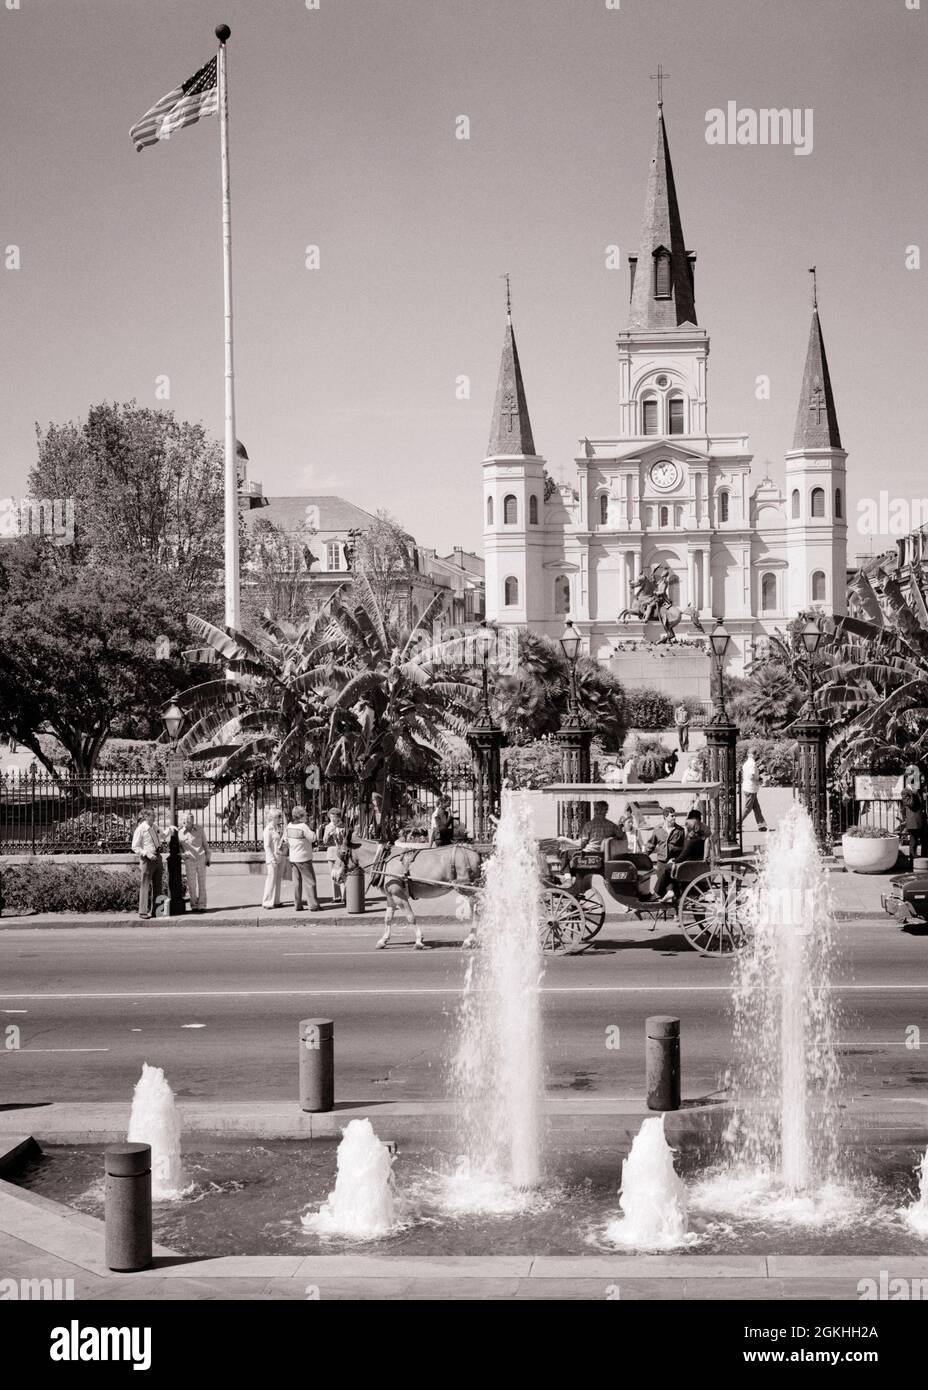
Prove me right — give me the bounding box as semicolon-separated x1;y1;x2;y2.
691;804;847;1223
301;1118;402;1239
447;790;544;1208
725;802;841;1192
603;1116;693;1249
127;1063;188;1200
901;1147;928;1235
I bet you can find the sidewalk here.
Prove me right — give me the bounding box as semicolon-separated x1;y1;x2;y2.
0;859;896;928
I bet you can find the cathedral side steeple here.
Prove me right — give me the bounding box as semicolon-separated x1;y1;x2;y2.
792;275;842;450
487;294;536;457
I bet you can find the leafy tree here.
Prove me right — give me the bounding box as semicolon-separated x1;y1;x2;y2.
490;630;627;749
346;511;421;622
241;516;324;630
823;575;928;771
0;540;191;777
174;577;477;828
31;401;229;612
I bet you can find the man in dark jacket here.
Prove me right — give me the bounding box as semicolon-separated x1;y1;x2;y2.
643;807;686;900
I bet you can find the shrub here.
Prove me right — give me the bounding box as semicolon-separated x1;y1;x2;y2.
0;862;139;914
631;735;675;783
738;738;799;787
502;739;563;789
46;811;134;854
843;825;899;840
625;688;674;730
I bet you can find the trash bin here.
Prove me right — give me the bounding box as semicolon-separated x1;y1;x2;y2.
344;865;365;914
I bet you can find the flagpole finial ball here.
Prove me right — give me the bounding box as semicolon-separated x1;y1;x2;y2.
215;23;231;43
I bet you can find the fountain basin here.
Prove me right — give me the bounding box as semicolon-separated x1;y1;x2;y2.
12;1134;928;1259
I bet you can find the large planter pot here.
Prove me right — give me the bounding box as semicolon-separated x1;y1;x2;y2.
842;833;900;874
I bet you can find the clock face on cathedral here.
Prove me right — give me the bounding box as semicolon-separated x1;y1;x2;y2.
649;459;680;491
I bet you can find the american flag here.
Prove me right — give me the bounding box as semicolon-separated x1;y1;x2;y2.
130;57;218;152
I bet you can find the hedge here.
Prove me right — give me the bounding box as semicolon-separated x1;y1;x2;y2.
0;862;139;914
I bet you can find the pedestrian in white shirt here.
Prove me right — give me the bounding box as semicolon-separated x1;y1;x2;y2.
285;806;320;911
739;753;768;831
131;808;163;919
178;813;211;912
262;810;286;909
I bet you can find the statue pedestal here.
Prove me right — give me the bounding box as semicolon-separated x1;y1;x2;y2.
608;647;712;702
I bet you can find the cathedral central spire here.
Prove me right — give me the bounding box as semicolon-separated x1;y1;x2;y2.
628;103;697;330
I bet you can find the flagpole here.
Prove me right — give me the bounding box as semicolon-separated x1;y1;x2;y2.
216;22;240;631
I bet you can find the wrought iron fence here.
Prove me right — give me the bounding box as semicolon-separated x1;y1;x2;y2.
0;765;479;854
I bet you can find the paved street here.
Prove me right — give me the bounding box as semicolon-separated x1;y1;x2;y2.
2;917;926;1106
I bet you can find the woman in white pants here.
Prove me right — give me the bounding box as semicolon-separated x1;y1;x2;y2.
262;810;286;909
179;813;211;913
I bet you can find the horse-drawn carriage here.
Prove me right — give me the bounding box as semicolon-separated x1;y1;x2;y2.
342;792;758;955
535;837;758;955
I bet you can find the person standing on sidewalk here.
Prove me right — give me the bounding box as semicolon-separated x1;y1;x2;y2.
179;812;211;913
132;808;163;919
673;701;690;752
285;806;320;911
322;807;347;905
739;752;768;831
262;809;286;909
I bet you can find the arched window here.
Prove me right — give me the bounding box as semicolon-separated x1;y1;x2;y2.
599;493;609;525
811;570;826;602
791;489;800;519
554;576;570;615
528;494;538;525
761;572;777;612
659;505;670;528
811;487;825;518
668;396;684;435
654;249;672;298
503;494;517;525
642;398;658;435
486;495;494;526
834;488;842;519
503;576;519;607
719;491;730;523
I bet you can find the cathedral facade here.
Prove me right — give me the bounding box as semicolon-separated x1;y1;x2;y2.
482;103;847;678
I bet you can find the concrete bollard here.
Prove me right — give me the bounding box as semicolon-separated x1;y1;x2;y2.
645;1015;681;1112
299;1018;334;1112
105;1143;152;1272
344;866;365;914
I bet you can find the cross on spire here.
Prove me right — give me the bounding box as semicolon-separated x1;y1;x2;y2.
809;265;818;309
650;63;669;107
501;271;511;322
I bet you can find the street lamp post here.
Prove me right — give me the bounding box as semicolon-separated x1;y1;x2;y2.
795;616;830;849
162;701;186;916
704;620;739;854
466;626;505;844
556;619;593;838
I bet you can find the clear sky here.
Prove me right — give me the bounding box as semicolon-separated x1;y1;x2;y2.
1;0;925;559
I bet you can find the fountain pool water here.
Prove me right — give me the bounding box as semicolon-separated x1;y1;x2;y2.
901;1147;928;1235
603;1116;694;1249
127;1063;189;1200
447;790;544;1210
301;1119;403;1239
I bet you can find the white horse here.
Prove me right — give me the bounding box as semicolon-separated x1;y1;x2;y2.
337;835;483;949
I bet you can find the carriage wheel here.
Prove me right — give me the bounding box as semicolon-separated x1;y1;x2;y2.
538;887;588;955
577;887;606;941
677;862;758;956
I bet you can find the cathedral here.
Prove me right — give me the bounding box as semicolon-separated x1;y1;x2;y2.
482;100;847;679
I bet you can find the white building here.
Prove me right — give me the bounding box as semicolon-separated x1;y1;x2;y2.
483;101;847;677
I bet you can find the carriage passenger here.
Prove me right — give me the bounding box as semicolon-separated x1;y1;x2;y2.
578;801;622;852
642;806;686;901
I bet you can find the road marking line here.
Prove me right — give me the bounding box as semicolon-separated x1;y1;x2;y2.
0;985;925;1000
4;1047;110;1053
